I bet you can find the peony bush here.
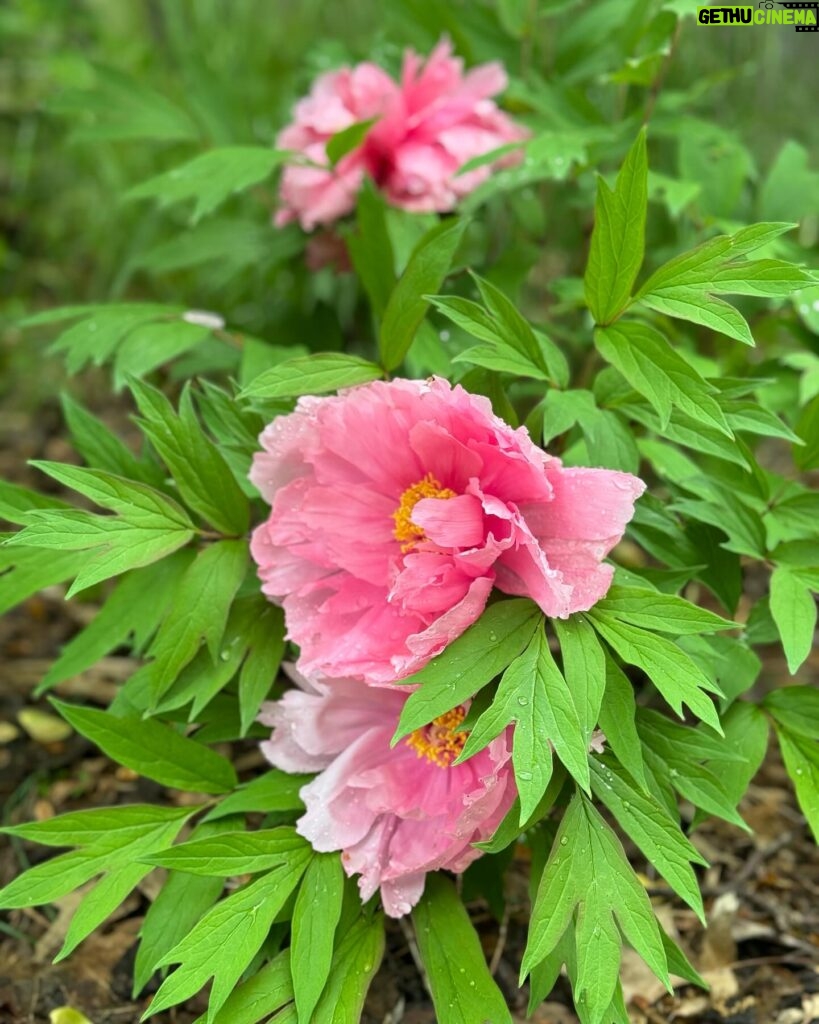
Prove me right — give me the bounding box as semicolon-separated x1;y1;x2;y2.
2;11;818;1024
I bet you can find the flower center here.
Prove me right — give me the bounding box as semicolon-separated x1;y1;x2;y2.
393;473;456;552
405;706;467;768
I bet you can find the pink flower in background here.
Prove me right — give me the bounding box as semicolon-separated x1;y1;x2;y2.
249;377;645;684
275;39;529;231
259;673;515;917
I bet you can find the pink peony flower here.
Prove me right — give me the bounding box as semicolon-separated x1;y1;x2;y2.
249;377;646;684
258;672;515;917
275;40;529;231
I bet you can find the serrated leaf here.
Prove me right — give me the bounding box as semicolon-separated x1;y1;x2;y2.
588;756;705;919
522;794;671;1023
593;585;736;635
60;394;164;487
52;700;237;794
130;379;249;536
147;856;311;1021
39;553;191;693
134;819;235;995
588;613;723;732
45;304;181;375
194;950;293;1024
458;624;589;821
240;353;383;400
144;540;248;702
413;874;512;1024
594;321;731;435
0;803;193;849
770;565;817;675
291;852;344;1022
392;599;542;742
143;827;306;875
127;147;287;222
379;218;467;370
56;861;154;962
584;129;647;325
0;546;89;616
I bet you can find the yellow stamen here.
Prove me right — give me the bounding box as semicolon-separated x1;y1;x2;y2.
406;706;467;768
393;473;456;552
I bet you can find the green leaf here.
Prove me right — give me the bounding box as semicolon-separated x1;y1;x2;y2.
240;353;383;400
0;803;194;849
0;546;89;616
52;64;199;142
291;853;344;1022
596;654;646;789
310;914;385;1024
114;321;212;387
770;565;817;675
203;770;308;822
56;861;154;962
413;874;512;1024
60;394;164;487
639;287;755;346
7;461;196;596
39;553;191;693
392;599;542;742
588;613;723;732
522;794;671;1023
459;625;590;819
554;615;607;743
45;304;182;375
130;379;249;536
145;540;248;702
127;147;287;222
195;951;293;1024
764;687;819;740
52;700;237;794
326;118;376;165
143;827;306;875
593;585;736;635
589;755;706;919
345;181;396;319
774;726;819;842
379;217;467;370
0;810;191;910
594;321;731;435
584;128;648;325
135;819;235;995
239;604;285;735
147;856;311;1021
638;715;750;831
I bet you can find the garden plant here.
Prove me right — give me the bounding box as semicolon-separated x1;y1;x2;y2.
1;2;818;1022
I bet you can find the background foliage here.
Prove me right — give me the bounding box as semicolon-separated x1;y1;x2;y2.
1;2;818;1023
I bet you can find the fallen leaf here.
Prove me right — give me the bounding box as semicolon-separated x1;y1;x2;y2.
50;1009;94;1024
18;708;72;743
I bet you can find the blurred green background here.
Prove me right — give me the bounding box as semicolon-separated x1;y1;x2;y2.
2;0;818;411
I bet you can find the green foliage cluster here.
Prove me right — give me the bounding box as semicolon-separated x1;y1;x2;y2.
1;2;818;1022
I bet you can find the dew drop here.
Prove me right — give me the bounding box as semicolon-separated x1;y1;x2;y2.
517;770;533;781
219;650;231;661
560;836;568;846
517;695;529;707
